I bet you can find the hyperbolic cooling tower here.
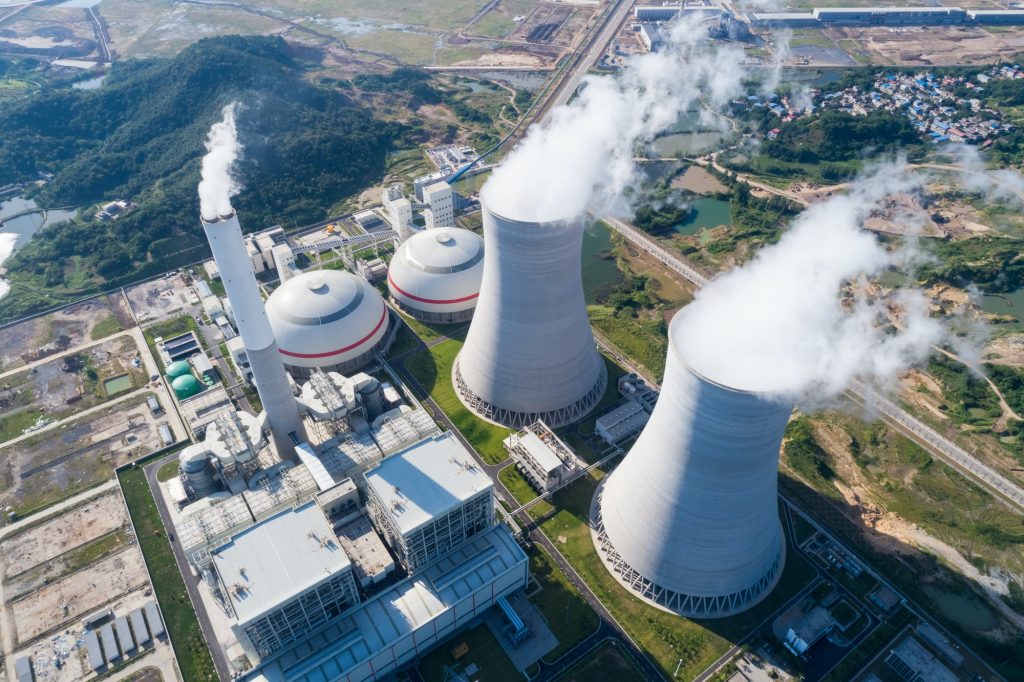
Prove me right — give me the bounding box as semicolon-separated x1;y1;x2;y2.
596;313;793;618
201;212;306;457
453;203;606;428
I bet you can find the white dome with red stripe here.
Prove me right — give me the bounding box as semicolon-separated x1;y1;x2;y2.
388;228;484;319
266;270;388;370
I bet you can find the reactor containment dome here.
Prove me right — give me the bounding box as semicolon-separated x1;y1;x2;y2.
387;228;484;324
266;270;389;379
595;313;793;618
454;203;606;429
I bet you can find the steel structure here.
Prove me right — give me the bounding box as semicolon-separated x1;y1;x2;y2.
201;212;305;457
596;313;793;618
454;203;606;428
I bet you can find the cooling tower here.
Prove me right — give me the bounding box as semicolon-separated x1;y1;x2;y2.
595;313;792;618
453;204;606;429
201;212;305;457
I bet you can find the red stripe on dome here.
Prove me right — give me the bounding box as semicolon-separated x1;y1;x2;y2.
388;273;479;304
278;307;388;359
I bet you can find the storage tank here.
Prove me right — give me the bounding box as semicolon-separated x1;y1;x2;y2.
266;270;389;379
357;378;384;421
595;313;792;618
166;360;191;379
179;444;217;497
454;203;606;428
387;228;484;323
171;374;202;399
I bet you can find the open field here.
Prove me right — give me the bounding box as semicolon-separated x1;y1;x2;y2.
554;639;646;682
119;461;218;681
1;490;127;577
0;392;165;517
0;294;132;374
0;334;149;443
10;548;147;644
126;273;196;327
4;528;134;602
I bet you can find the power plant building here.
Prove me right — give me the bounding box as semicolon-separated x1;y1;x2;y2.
503;421;579;493
423;181;454;229
211;501;361;659
201;212;306;456
455;203;606;428
265;270;389;379
596;313;792;618
365;433;493;571
387;228;484;324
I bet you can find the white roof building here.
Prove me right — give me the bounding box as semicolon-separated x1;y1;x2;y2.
387;228;483;324
265;270;389;378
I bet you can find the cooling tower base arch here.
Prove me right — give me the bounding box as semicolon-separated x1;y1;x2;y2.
591;481;785;619
452;355;607;429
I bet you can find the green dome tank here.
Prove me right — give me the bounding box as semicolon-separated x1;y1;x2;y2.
166;360;191;379
171;374;201;399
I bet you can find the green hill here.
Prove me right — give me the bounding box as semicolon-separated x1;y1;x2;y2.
0;36;400;322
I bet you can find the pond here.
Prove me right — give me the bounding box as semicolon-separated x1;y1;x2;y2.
0;195;77;299
581;221;623;305
980;287;1024;331
103;374;133;396
922;585;999;631
673;197;732;236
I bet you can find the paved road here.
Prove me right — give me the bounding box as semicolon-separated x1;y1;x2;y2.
602;213;1024;513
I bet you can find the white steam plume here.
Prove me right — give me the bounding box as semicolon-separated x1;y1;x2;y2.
675;161;950;400
482;18;746;222
945;143;1024;207
198;103;242;221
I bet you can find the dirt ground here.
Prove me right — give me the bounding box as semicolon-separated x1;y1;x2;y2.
11;548;147;644
984;333;1024;367
1;492;127;578
125;274;196;326
826;25;1024;66
671;166;727;195
0;392;167;516
0;294;133;374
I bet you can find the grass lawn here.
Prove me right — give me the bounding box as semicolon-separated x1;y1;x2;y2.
416;624;519;682
90;313;125;340
528;547;600;663
388;322;423;358
498;464;537;507
404;338;511;465
554;639;646;681
63;527;132;574
0;408;43;443
156;458;180;482
588;306;667;381
143;314;201;365
395;308;464;343
119;463;218;681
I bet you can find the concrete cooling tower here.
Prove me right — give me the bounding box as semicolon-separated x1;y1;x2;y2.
595;313;793;618
453;203;606;429
201;212;306;457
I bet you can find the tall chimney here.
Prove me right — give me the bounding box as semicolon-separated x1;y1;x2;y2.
201;211;306;456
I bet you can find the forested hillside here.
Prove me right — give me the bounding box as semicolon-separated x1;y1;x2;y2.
0;36;401;321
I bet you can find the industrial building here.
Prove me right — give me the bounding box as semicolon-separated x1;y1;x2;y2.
365;433;493;571
749;6;1024;28
201;211;306;456
382;185;414;241
265;270;390;379
455;202;607;428
596;313;792;618
387;228;484;324
503;421;579;493
595;400;649;444
423;181;454;229
783;607;835;655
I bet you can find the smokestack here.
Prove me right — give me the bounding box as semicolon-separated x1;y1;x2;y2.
201;211;306;456
454;202;606;428
595;313;791;618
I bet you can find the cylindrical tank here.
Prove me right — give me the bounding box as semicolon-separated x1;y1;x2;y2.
171;374;202;399
454;203;606;428
166;360;191;379
179;445;218;497
596;313;793;618
387;228;484;324
358;379;384;421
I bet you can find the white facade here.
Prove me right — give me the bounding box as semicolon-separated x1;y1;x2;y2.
596;312;792;618
265;270;389;379
423;181;454;229
271;244;297;282
387;228;483;324
201;213;305;456
382;185;413;241
455;202;606;428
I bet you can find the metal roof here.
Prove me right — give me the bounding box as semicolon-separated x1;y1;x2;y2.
364;433;491;535
212;501;352;625
517;431;565;474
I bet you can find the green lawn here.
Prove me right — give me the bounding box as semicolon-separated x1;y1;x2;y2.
416;624;519;682
395;308;464;343
528;547;600;663
0;408;43;443
156;458;180;483
90;313;125;341
119;463;218;681
387;321;423;358
498;464;537;507
588;306;667;381
404;338;511;465
554;639;646;682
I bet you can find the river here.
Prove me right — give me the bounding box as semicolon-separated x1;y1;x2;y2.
0;196;76;300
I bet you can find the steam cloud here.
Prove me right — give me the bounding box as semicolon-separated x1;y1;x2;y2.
0;232;18;300
482;18;747;222
198;103;242;221
676;161;950;399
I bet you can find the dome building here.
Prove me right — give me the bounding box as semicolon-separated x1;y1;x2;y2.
172;374;202;400
387;228;484;324
266;270;389;379
166;360;192;379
